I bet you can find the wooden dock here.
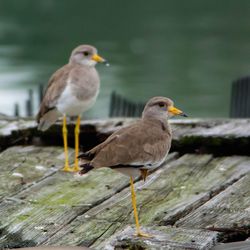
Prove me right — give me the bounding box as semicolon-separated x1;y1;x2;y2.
0;117;249;250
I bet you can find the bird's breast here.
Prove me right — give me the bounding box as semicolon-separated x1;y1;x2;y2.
56;79;99;116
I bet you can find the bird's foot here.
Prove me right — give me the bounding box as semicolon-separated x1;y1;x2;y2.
62;163;80;172
62;165;75;172
72;164;80;172
135;231;152;238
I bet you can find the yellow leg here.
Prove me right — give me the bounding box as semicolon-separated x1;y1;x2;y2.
73;115;81;172
62;116;72;172
130;177;151;237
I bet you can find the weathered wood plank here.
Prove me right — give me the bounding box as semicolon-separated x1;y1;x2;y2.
170;119;250;156
0;170;128;248
99;225;218;250
0;149;177;248
0;119;37;150
171;119;250;138
161;156;250;226
1;118;250;140
29;119;250;146
212;240;250;250
0;118;250;155
17;248;90;250
43;154;249;248
176;173;250;235
0;146;73;201
0;118;249;249
0;120;36;137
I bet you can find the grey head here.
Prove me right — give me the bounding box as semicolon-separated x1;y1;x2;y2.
69;44;107;66
142;96;187;122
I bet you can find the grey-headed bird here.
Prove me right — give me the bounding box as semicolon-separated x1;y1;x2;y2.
79;96;187;236
37;45;108;172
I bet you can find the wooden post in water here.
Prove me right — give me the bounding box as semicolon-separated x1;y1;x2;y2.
109;91;145;117
230;76;250;118
109;91;116;117
115;92;122;117
14;103;20;117
39;84;44;104
26;89;34;117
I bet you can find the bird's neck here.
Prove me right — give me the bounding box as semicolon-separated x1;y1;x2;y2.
142;116;171;134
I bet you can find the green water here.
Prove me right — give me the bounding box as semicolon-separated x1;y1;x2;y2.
0;0;250;118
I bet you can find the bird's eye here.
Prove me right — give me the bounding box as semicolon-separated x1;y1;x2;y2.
83;51;89;56
158;102;165;108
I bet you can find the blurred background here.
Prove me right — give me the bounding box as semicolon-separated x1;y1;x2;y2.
0;0;250;118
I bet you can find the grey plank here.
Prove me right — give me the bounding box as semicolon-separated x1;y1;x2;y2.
176;173;250;230
0;169;128;248
212;241;250;250
171;119;250;138
0;118;250;153
0;150;177;248
12;247;90;250
0;120;36;137
44;155;249;248
161;156;250;226
100;226;218;250
0;146;74;201
36;118;250;142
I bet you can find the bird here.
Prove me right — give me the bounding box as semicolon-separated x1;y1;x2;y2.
78;96;187;237
37;44;108;172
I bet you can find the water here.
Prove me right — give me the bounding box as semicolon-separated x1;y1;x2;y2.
0;0;250;118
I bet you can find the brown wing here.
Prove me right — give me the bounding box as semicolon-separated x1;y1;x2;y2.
36;64;72;122
89;120;171;168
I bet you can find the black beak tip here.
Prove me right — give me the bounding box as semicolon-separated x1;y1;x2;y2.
104;61;110;66
181;113;188;117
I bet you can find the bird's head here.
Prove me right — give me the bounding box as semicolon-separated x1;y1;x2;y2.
69;45;108;67
142;96;187;121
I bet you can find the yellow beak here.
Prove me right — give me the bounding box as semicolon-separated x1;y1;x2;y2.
91;54;106;63
168;106;187;117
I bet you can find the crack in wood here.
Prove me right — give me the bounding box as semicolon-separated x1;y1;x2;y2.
163;173;249;227
87;222;117;247
0;169;59;206
207;226;250;243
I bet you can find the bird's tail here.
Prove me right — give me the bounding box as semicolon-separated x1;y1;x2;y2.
78;150;95;175
78;151;95;161
79;163;94;175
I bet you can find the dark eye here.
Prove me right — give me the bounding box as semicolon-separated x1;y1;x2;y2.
83;51;89;56
158;102;165;108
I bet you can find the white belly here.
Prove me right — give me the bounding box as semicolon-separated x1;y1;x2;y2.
114;167;141;178
113;151;169;178
56;84;98;116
